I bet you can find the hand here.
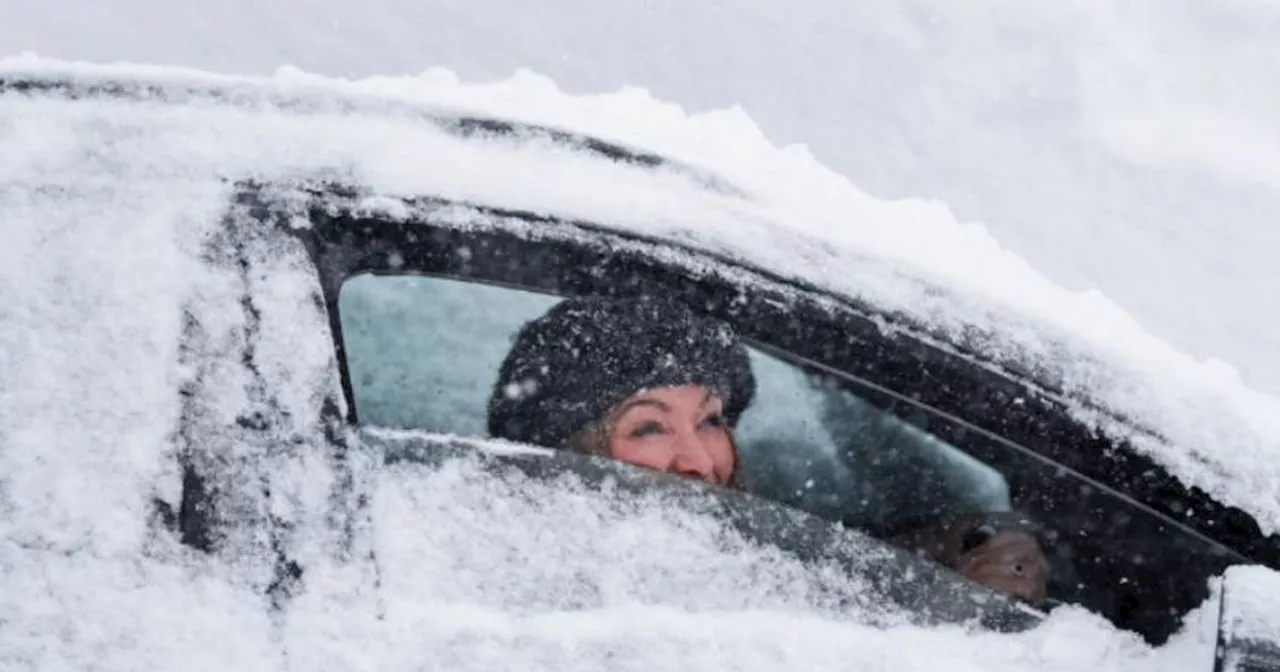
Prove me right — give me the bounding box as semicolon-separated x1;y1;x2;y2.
956;526;1050;606
888;511;1052;607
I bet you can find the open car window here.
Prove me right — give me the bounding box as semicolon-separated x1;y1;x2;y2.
337;270;1243;643
339;273;1010;525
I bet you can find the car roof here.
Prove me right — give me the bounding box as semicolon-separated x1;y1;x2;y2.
0;64;747;198
4;57;1279;537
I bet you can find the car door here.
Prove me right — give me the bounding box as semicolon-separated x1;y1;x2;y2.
280;181;1053;630
183;179;1275;652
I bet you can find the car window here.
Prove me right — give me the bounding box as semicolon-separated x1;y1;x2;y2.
339;273;1011;522
337;271;1243;642
340;274;560;435
729;347;1010;524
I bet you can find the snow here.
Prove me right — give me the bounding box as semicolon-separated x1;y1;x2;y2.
206;457;1182;672
2;0;1277;396
2;2;1280;669
8;55;1277;540
1220;566;1280;645
364;427;556;458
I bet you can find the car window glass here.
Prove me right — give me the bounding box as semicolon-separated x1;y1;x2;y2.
339;272;1010;522
731;347;1010;523
340;274;559;435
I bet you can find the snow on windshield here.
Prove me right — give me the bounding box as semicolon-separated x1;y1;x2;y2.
0;56;1266;670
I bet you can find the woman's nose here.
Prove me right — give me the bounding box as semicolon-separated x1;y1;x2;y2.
669;432;716;483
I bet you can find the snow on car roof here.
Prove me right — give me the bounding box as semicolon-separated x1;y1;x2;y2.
2;54;1278;537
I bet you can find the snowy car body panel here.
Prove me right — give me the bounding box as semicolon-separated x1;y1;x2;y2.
4;66;1280;669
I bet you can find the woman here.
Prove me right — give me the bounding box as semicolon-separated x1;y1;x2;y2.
486;295;756;488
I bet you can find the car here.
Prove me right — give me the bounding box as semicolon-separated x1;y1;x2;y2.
4;62;1279;671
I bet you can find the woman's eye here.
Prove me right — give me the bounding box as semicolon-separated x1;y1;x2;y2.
629;421;665;438
701;414;726;429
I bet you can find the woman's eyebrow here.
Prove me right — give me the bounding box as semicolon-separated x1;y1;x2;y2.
616;398;670;415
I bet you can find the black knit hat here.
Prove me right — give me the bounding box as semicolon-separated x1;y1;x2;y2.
487;295;756;450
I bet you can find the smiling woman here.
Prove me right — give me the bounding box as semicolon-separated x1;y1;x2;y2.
485;295;756;488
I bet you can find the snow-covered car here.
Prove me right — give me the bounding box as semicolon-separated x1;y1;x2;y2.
3;62;1279;671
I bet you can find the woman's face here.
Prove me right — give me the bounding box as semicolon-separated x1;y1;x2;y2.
604;384;736;486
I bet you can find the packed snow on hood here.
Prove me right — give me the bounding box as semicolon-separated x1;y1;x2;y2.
0;56;1273;671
